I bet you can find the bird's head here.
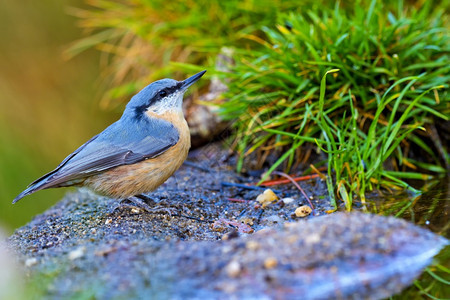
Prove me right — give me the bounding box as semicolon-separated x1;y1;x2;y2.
124;70;206;119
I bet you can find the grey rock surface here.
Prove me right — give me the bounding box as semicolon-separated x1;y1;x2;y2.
6;148;448;299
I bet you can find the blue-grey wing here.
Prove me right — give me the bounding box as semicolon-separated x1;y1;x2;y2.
16;117;179;200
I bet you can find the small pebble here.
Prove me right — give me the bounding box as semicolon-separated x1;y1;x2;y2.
304;233;321;244
245;241;261;251
257;189;278;208
239;217;254;226
281;197;294;204
295;205;312;217
68;247;86;260
225;260;241;278
25;257;38;267
264;257;278;269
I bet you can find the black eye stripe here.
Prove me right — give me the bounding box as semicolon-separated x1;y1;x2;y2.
159;90;167;97
155;84;181;100
147;82;183;106
133;82;183;120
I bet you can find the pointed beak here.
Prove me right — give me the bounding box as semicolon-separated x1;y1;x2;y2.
180;70;206;90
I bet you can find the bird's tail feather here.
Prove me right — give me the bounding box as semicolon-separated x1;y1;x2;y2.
12;180;49;204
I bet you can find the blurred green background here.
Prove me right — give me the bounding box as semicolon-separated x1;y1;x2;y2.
0;0;119;233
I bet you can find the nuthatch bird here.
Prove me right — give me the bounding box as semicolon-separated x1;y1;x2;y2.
13;70;206;206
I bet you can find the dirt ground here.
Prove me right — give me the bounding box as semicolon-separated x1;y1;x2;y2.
5;145;448;299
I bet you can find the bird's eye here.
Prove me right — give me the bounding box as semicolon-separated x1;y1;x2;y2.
159;90;167;97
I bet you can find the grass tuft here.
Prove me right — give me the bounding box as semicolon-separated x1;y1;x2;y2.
218;1;449;207
70;0;448;207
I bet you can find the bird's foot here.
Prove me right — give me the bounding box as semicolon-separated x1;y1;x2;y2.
134;193;161;204
117;195;176;216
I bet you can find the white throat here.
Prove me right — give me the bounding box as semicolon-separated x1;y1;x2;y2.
148;92;184;115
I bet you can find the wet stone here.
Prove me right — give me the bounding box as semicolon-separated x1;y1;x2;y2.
5;146;448;299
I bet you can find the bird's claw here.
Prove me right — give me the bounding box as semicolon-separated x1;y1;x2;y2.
112;196;177;216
